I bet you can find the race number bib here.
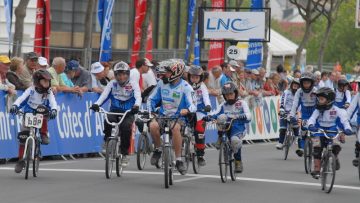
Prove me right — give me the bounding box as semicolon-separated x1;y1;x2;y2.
24;114;44;128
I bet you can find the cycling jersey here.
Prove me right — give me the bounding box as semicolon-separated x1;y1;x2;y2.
194;82;211;119
13;86;57;113
280;89;295;112
290;87;317;120
335;89;351;108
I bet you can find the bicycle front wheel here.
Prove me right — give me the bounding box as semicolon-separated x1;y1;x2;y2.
321;152;336;193
24;139;33;180
32;143;40;177
283;132;291;160
182;137;190;173
229;149;237;181
304;138;313;174
163;146;170;188
105;139;116;179
137;134;148;170
219;141;228;183
192;153;200;174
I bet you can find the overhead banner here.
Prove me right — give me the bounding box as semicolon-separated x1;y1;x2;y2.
202;11;266;40
34;0;51;59
207;0;225;70
98;0;114;62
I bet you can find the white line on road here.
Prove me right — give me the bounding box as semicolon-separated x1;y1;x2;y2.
173;176;205;183
1;167;360;191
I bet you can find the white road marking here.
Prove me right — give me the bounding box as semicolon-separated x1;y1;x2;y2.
1;167;360;191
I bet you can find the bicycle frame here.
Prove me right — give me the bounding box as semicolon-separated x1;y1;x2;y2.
22;128;37;160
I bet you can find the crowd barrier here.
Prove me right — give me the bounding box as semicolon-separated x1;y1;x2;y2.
0;90;280;159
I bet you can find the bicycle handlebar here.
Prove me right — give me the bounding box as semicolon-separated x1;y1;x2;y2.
311;129;342;140
98;107;131;126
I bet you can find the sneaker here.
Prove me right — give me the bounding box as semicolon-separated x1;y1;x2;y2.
14;160;25;173
276;143;283;150
311;171;320;179
150;150;162;166
40;134;49;145
235;160;243;173
335;158;340;170
176;160;187;175
352;158;359;167
197;156;206;167
295;149;304;157
121;155;129;167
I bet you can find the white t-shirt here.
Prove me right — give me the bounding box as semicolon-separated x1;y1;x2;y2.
130;68;141;87
142;69;157;89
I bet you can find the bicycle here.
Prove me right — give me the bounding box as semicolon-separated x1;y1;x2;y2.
17;105;49;180
135;110;154;170
303;130;313;174
311;129;342;194
282;117;295;160
98;107;131;179
181;122;192;173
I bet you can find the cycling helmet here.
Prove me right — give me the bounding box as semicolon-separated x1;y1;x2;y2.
315;87;335;111
33;69;52;94
300;72;314;93
162;59;185;84
113;61;130;86
188;65;204;90
221;82;238;105
337;79;349;89
290;78;300;94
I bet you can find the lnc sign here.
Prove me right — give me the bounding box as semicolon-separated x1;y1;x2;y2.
202;11;266;40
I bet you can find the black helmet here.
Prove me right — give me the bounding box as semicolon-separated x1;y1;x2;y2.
315;87;335;111
113;61;130;86
337;79;349;89
290;78;300;94
300;72;314;93
188;65;204;90
221;82;238;105
33;69;52;94
162;59;185;84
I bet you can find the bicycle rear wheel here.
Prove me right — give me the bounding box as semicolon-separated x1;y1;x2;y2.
32;143;40;177
283;131;291;160
24;139;33;180
192;153;200;174
219;141;228;183
321;152;336;193
137;134;148;170
163;146;170;188
105;139;116;179
116;154;122;177
304;138;313;174
182;137;190;173
229;149;237;181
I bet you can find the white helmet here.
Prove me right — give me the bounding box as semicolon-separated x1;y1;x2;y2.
113;61;130;86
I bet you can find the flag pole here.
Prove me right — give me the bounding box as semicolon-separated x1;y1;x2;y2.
8;0;13;58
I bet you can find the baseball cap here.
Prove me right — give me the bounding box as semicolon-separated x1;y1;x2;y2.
38;57;48;66
66;60;80;71
229;60;240;68
229;66;235;72
91;62;104;74
144;58;153;67
0;55;11;64
251;69;260;75
26;52;38;59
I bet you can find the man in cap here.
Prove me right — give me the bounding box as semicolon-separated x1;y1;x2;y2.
91;62;106;93
219;62;234;87
18;52;39;88
72;62;91;93
130;58;152;92
38;57;49;69
48;57;80;93
0;55;16;95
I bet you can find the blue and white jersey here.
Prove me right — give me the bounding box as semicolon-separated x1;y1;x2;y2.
308;106;351;136
347;92;360;124
147;79;197;117
211;98;251;136
335;89;351;108
280;89;295;112
95;80;142;112
194;83;211;119
290;87;317;120
13;86;57;113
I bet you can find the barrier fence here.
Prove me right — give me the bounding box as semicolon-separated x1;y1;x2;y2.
0;90;281;159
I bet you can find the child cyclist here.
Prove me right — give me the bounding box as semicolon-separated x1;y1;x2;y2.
307;87;353;178
335;79;351;109
204;82;251;173
289;72;317;157
187;65;212;166
10;69;58;173
90;61;141;167
276;78;301;149
347;82;360;167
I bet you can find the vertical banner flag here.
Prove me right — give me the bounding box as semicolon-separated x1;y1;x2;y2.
34;0;51;59
98;0;114;62
207;0;225;70
4;0;13;54
185;0;200;65
131;0;153;67
246;0;263;70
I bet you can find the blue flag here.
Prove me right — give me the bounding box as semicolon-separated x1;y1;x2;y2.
185;0;200;65
4;0;13;51
98;0;114;62
246;0;263;70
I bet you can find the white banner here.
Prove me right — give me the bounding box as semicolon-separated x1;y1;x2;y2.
202;11;266;40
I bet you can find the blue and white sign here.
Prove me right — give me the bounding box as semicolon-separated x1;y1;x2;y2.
203;11;265;40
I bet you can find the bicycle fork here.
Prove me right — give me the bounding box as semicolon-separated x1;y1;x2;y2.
23;129;35;160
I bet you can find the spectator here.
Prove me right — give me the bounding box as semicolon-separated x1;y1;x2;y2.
246;69;261;97
48;57;80;93
60;60;79;87
142;60;157;90
229;60;241;87
90;62;106;93
18;52;38;88
293;69;302;78
276;64;288;92
219;62;234;87
207;66;223;104
237;68;249;98
334;61;342;73
38;57;49;69
258;67;266;88
305;65;314;73
0;55;16;95
313;71;321;89
6;57;27;90
131;58;152;92
263;72;281;96
72;63;91;92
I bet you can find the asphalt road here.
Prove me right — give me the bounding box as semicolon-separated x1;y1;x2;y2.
1;137;360;203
